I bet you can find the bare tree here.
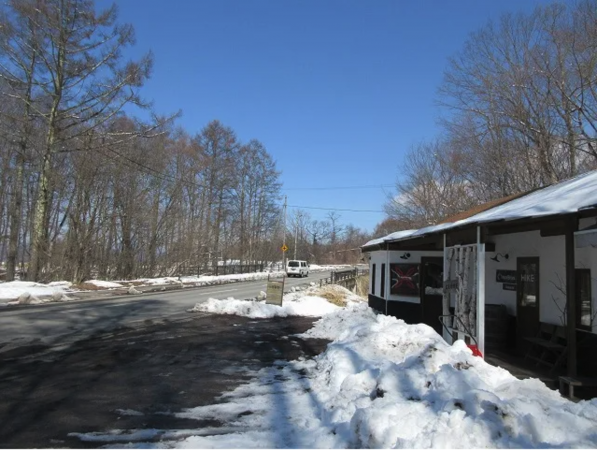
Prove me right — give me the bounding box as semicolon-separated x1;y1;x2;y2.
385;140;477;227
0;0;155;280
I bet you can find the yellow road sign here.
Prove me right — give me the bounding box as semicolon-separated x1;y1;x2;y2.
281;244;288;252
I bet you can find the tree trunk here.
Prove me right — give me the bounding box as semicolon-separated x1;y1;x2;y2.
6;155;24;280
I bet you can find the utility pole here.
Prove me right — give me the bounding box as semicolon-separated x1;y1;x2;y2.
294;219;298;260
282;195;287;270
293;212;302;260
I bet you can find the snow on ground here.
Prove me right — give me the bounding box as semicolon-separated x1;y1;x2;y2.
176;271;286;286
0;281;72;305
0;265;354;305
189;284;364;319
72;289;597;449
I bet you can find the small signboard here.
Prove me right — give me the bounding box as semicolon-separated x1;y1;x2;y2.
496;270;516;283
281;244;288;252
444;279;459;291
503;283;517;291
266;277;284;306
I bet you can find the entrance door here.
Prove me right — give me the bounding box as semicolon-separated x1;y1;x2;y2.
516;257;540;354
420;257;444;335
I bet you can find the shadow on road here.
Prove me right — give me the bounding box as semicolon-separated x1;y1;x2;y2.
0;310;329;448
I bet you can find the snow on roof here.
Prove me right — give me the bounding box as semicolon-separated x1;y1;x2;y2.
362;229;418;248
457;169;597;225
367;170;597;248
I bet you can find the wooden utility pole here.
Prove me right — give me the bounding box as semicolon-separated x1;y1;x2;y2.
293;212;302;260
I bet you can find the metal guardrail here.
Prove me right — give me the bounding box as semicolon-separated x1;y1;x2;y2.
317;268;368;289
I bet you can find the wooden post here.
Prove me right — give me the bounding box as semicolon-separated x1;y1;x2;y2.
565;216;578;376
476;226;485;358
442;236;450;343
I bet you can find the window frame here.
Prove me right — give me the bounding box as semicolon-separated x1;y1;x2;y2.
575;268;593;331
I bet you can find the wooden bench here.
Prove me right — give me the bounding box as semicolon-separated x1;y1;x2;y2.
559;376;597;400
524;323;567;374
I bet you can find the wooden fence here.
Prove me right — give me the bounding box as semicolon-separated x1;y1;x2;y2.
214;264;264;276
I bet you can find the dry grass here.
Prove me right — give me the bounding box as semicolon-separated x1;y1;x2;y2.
73;282;105;291
355;275;369;299
73;281;128;291
312;285;349;307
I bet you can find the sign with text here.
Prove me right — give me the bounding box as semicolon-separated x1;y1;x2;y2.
503;283;517;291
496;270;516;283
266;278;284;306
443;279;459;292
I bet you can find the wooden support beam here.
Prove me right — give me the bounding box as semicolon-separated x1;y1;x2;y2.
565;216;578;377
386;236;443;251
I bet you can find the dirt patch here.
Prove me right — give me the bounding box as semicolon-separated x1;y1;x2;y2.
0;314;329;448
72;282;111;291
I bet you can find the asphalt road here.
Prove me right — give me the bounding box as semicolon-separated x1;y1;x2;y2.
0;312;330;448
0;271;333;348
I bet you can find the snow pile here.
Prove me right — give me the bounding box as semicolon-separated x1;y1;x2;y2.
0;265;345;305
189;285;362;319
85;299;597;448
173;304;597;448
130;277;183;286
309;264;353;272
179;271;286;286
0;281;72;304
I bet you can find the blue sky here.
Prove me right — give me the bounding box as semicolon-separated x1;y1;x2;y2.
102;0;549;233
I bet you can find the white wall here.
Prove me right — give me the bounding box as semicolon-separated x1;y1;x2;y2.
484;229;597;332
370;226;597;333
368;250;443;303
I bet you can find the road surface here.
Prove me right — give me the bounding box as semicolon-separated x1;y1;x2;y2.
0;271;333;348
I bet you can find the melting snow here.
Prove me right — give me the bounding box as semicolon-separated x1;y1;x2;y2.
72;289;597;448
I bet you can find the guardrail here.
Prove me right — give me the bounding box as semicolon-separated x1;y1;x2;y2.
317;267;368;289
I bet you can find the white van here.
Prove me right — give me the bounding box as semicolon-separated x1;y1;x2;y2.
286;260;309;277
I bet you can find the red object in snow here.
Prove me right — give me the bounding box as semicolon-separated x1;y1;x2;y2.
467;344;483;357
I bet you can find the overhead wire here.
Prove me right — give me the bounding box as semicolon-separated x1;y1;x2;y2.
282;184;392;191
287;204;384;213
94;149;388;213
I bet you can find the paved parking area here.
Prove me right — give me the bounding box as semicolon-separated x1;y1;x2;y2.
0;313;329;448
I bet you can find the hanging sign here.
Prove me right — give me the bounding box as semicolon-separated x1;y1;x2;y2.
496;270;516;283
502;283;517;291
443;279;459;292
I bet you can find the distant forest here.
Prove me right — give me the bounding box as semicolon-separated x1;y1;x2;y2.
0;0;368;282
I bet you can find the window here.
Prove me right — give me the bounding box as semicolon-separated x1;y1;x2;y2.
576;269;593;330
288;261;299;267
381;263;386;298
372;264;376;295
519;261;538;307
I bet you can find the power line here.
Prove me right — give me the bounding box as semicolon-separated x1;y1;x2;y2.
287;204;384;213
282;184;393;191
98;146;205;189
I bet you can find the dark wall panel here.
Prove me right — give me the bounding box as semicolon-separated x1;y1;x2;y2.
386;300;422;325
368;294;386;313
